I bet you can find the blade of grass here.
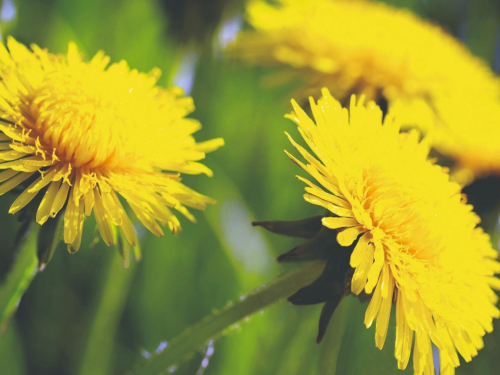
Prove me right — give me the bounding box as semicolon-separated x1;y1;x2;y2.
0;322;26;374
130;260;326;375
0;222;39;336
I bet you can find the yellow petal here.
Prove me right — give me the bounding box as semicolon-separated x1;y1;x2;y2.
351;243;374;295
93;188;115;246
193;138;225;153
9;175;42;214
337;226;365;247
375;273;394;349
111;191;137;246
50;181;70;218
0;171;34;195
365;241;385;294
350;231;372;267
37;180;61;224
322;216;358;229
364;277;383;328
395;292;413;369
63;191;80;245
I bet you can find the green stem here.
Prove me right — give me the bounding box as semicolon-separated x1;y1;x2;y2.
131;260;326;375
79;251;137;375
0;222;39;336
319;297;354;375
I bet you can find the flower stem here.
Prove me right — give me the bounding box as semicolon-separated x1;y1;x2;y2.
79;251;137;375
130;260;326;375
319;297;354;375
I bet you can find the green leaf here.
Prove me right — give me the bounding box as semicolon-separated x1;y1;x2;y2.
0;222;39;336
0;323;27;375
131;261;326;375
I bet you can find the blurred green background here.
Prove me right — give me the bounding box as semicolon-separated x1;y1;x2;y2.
0;0;500;374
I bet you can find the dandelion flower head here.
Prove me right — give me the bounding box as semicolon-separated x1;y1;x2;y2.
0;37;223;252
231;0;500;182
286;88;500;374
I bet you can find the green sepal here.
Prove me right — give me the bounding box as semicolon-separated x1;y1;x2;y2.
37;214;64;271
287;244;353;343
277;226;338;263
254;213;358;346
252;215;323;239
288;254;350;306
316;296;343;344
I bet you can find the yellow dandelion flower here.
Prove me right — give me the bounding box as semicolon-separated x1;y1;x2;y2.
229;0;500;182
286;88;500;375
0;37;223;253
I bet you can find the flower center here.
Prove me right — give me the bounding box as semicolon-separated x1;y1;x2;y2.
361;161;446;259
25;69;148;172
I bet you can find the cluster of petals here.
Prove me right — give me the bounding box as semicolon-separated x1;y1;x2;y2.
0;37;223;251
230;0;500;182
286;88;500;375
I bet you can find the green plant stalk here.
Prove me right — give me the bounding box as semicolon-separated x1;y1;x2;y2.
0;222;39;336
320;297;354;375
79;251;137;375
131;260;326;375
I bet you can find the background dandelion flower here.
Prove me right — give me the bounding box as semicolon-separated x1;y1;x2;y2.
286;88;500;374
0;37;224;252
229;0;500;183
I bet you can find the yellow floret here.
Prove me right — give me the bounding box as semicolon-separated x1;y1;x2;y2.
286;88;500;375
230;0;500;183
0;37;223;252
